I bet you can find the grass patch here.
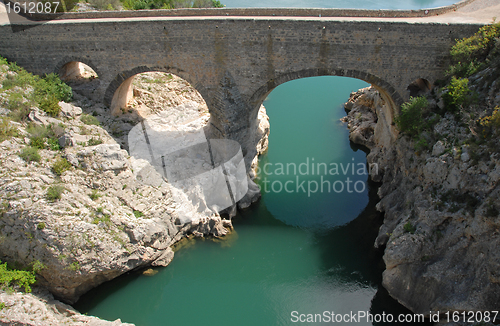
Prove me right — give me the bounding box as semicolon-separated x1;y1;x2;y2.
46;185;65;201
87;137;103;146
51;157;72;176
80;114;100;126
18;147;41;163
89;189;101;201
133;210;144;218
0;118;18;142
403;221;416;234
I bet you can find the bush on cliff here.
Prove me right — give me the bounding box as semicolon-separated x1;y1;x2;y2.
0;57;72;119
448;22;500;78
395;96;427;138
442;76;472;112
0;261;37;293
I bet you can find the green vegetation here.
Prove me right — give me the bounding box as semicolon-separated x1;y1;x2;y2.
121;0;224;10
66;261;80;271
87;137;103;146
18;147;41;163
479;106;500;136
89;189;101;201
0;118;18;142
46;185;65;201
442;76;472;112
133;210;144;218
0;260;39;293
403;221;416;234
37;222;46;230
395;96;427;138
80;114;100;126
26;124;64;151
51;157;72;176
448;23;500;78
1;57;72;120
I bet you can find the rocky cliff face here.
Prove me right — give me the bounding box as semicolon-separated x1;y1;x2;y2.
0;71;269;325
343;86;500;315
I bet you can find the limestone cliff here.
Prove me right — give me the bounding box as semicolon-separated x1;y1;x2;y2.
0;70;269;325
343;85;500;316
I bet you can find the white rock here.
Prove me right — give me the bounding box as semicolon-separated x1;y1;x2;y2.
432;140;446;156
59;102;82;118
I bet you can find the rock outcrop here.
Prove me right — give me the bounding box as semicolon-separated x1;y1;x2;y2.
0;289;133;326
0;70;270;325
343;86;500;315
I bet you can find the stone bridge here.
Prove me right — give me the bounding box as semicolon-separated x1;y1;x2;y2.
0;4;487;164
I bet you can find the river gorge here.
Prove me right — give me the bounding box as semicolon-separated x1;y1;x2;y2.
1;0;499;325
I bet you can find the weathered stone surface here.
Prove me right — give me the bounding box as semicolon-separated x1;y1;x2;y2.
344;86;500;315
0;290;133;326
59;102;83;118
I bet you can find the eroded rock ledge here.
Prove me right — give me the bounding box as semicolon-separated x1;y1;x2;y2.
343;86;500;316
0;71;270;325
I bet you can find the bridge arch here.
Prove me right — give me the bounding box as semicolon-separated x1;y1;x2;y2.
54;56;101;81
104;66;208;115
249;68;403;124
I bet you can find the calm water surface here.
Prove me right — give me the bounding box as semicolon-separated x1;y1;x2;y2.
222;0;457;9
75;77;431;325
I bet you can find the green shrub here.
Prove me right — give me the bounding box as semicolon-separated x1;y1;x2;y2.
414;136;429;152
442;77;471;112
52;157;72;176
89;189;101;201
121;0;224;10
80;114;100;126
46;185;65;201
5;93;31;122
35;73;72;103
0;118;18;141
403;221;416;234
19;147;41;163
47;137;61;151
1;58;72;119
395;96;427;137
39;95;61;117
66;261;80;271
0;261;37;293
479;106;500;135
133;210;144;218
30;136;45;149
448;23;500;77
211;0;224;7
37;222;45;230
87;137;103;146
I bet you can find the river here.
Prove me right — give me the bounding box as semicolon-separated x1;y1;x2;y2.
74;1;456;324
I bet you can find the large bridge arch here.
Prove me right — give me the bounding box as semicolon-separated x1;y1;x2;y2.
104;66;209;116
248;68;402;124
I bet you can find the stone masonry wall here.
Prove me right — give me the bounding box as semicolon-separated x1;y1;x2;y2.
0;18;481;167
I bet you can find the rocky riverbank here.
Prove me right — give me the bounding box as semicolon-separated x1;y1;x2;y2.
343;83;500;318
0;69;269;325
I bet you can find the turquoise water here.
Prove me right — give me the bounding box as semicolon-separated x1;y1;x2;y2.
75;77;427;325
222;0;457;9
